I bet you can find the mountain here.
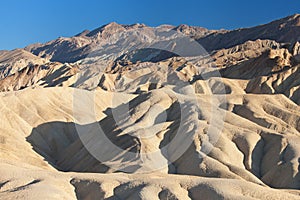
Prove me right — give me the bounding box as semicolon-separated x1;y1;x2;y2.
197;14;300;51
22;14;300;64
0;49;47;79
1;15;300;200
24;22;217;63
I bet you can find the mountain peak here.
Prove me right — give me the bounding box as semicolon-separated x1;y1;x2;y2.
103;22;121;28
173;24;212;38
86;22;125;37
85;22;147;38
75;29;91;37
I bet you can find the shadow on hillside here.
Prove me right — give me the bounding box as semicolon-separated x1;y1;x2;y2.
26;108;142;173
251;132;300;189
26;91;184;174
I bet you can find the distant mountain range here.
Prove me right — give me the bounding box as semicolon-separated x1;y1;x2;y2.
12;14;298;63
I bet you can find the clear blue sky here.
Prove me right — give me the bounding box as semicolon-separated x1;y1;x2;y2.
1;0;299;50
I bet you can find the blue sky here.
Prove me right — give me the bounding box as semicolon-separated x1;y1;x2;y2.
0;0;299;50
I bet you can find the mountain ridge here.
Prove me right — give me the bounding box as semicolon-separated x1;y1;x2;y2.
19;14;300;64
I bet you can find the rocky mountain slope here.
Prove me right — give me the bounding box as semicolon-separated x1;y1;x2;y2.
197;14;300;51
1;14;300;200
